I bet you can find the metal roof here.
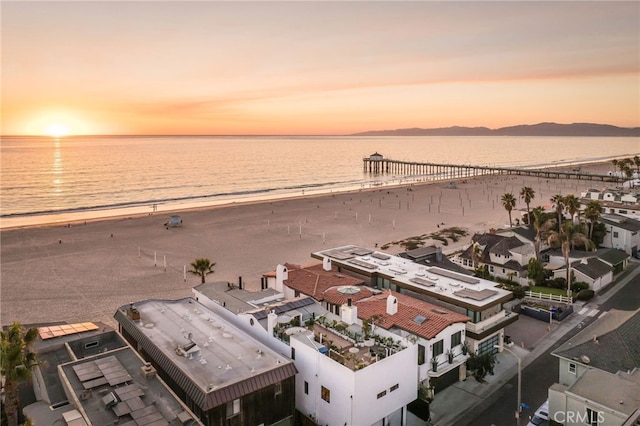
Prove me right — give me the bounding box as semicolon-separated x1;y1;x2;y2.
114;299;297;411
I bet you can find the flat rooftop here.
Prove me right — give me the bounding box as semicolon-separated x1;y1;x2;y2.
313;245;512;308
568;368;640;417
59;346;198;425
117;298;294;394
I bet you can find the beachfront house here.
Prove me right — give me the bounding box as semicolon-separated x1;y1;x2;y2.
311;245;518;357
598;213;640;257
193;274;470;425
453;231;536;285
192;283;422;426
580;188;640;220
25;322;200;426
114;299;297;426
547;308;640;425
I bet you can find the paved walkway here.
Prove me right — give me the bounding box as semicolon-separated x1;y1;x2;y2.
427;261;640;426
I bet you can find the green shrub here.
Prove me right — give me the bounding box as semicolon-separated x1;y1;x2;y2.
547;277;566;289
571;282;589;292
576;289;595;301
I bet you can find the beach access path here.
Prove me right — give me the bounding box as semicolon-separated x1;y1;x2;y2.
1;162;612;328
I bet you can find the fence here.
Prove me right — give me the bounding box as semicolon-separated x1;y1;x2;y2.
525;290;572;304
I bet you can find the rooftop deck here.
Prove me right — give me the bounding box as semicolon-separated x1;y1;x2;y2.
313;245;513;309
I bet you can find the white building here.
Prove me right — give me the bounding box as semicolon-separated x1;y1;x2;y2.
547;248;629;291
311;245;517;356
599;214;640;257
194;274;470;425
548;308;640;425
454;231;536;285
580;188;640;220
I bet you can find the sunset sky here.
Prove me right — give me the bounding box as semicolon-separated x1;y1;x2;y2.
3;1;639;136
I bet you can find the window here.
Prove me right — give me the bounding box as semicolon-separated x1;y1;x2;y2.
377;390;387;399
489;266;495;273
304;381;309;395
291;347;295;360
477;335;499;356
226;399;241;418
501;268;505;274
586;408;599;426
568;362;576;375
294;290;300;297
418;345;425;365
390;384;399;392
451;331;462;348
321;386;330;403
432;340;444;357
613;231;619;238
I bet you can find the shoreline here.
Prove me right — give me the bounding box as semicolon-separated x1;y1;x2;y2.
0;159;620;328
0;160;619;231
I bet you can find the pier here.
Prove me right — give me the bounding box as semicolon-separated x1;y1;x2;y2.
362;153;620;184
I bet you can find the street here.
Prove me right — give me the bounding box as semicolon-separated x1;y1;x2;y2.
463;264;640;426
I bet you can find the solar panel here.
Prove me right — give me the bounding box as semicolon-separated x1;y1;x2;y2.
371;252;391;260
348;259;377;270
38;322;99;340
428;268;480;284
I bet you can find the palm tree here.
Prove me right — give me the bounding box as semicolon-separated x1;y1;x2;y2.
547;222;595;298
519;186;535;224
189;258;216;283
633;155;640;175
1;322;39;426
501;193;517;228
583;200;604;240
551;194;565;231
563;194;580;224
531;206;555;261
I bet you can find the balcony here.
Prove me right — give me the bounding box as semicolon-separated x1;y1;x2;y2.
465;310;518;340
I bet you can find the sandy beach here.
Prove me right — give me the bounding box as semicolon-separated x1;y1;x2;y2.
0;162;614;328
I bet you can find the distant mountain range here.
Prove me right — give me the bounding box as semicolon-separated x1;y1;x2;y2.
350;122;640;137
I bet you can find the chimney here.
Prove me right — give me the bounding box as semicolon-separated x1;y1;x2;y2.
341;300;358;325
386;294;398;315
323;257;332;271
267;310;278;336
275;265;288;292
436;247;443;262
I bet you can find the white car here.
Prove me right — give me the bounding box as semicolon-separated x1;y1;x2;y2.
526;400;549;426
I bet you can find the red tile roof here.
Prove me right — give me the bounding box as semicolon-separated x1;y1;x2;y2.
283;263;364;301
356;290;470;340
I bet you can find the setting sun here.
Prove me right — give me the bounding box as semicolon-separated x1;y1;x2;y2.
44;123;70;138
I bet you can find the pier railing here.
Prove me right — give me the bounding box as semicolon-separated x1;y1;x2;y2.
362;157;620;184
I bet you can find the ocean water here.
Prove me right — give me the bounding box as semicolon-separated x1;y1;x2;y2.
1;135;637;228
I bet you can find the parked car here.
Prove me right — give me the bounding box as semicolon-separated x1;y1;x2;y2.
526;400;549;426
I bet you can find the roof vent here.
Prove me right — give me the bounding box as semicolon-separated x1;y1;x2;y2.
580;355;591;364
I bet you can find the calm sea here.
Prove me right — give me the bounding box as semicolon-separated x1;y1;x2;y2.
1;135;638;228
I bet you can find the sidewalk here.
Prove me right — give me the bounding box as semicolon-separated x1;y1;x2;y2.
427;261;640;426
